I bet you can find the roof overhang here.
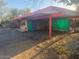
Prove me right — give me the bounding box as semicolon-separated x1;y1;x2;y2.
13;6;79;20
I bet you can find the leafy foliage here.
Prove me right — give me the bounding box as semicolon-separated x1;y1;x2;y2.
0;0;6;15
55;0;79;5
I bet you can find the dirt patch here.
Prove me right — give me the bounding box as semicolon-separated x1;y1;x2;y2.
11;33;79;59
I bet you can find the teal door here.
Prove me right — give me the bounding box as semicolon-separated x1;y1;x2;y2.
27;21;33;31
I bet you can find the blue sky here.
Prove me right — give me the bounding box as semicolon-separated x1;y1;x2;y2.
5;0;61;11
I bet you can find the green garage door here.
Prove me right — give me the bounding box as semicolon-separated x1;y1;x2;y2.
52;18;71;31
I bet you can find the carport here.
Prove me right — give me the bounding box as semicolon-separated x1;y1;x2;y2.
14;6;79;39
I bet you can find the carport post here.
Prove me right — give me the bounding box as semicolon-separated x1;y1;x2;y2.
48;13;64;39
49;15;52;39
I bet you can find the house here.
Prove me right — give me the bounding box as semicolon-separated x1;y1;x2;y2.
13;6;79;38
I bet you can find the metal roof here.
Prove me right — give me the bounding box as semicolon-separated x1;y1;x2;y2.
14;6;79;20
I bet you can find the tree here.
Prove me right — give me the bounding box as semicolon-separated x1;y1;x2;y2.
0;0;5;7
0;0;6;15
0;0;6;24
54;0;79;5
20;8;31;16
9;8;20;17
2;8;31;21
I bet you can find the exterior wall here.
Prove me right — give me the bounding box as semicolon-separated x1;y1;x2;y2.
27;18;71;31
27;19;49;31
73;17;79;32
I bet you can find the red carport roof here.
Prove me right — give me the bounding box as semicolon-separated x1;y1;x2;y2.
14;6;79;20
26;13;64;20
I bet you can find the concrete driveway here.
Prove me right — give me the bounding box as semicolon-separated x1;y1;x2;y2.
0;28;48;59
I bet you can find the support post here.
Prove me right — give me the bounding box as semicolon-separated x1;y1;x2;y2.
72;18;76;32
49;15;52;39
